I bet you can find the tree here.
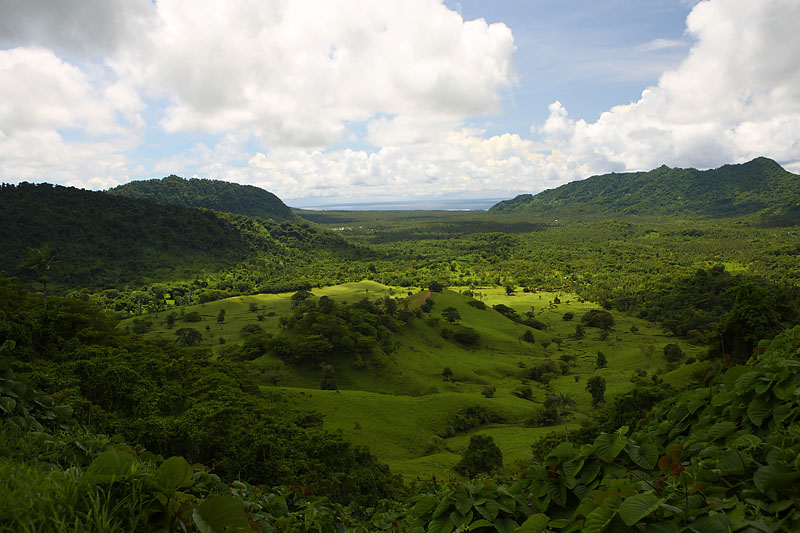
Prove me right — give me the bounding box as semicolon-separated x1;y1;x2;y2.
581;309;615;330
442;367;454;381
522;329;535;343
455;434;503;478
18;246;57;310
428;281;444;292
175;327;203;346
217;309;226;327
586;376;606;408
546;392;578;441
505;285;516;295
442;306;461;324
639;344;655;376
663;343;683;363
596;351;607;369
291;290;313;308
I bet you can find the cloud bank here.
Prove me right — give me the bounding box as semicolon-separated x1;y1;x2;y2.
1;0;799;200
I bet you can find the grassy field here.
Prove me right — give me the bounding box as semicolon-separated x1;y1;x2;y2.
125;281;703;478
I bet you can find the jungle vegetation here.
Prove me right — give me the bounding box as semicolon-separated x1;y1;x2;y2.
2;158;800;531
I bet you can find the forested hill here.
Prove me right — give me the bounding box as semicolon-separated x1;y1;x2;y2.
107;175;296;221
490;157;800;222
0;182;362;291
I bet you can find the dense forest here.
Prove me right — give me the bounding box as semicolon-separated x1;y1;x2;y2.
108;175;296;222
490;157;800;223
3;160;800;531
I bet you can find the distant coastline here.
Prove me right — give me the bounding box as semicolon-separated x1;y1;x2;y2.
290;198;507;211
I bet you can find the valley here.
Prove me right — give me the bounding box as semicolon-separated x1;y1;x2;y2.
2;159;800;531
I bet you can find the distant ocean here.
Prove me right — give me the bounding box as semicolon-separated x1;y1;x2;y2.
290;198;506;211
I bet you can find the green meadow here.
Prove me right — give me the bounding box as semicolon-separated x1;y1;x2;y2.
125;280;702;478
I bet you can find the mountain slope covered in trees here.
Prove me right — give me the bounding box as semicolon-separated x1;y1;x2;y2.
108;175;296;221
0;182;362;291
490;157;800;222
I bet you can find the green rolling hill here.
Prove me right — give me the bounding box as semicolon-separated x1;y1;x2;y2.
490;157;800;222
0;182;360;291
108;174;296;221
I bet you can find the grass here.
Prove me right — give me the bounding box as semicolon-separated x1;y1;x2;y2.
126;281;701;479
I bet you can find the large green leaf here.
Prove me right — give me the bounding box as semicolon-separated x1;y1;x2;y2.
747;397;770;426
618;492;663;526
156;456;194;495
0;396;16;414
548;441;574;463
594;433;627;462
627;442;659;470
415;495;438;518
705;421;736;441
192;496;251;533
734;372;759;394
582;505;616;533
515;513;549;533
82;449;137;485
687;514;730;533
723;366;751;392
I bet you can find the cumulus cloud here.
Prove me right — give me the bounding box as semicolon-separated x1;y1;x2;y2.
115;0;516;148
536;0;800;175
0;0;154;57
0;47;144;184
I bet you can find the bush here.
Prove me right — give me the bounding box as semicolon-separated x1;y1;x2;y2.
581;309;615;330
512;385;533;401
481;386;496;398
241;324;263;336
443;405;499;437
563;312;574;321
455;435;503;478
452;326;480;346
183;311;202;322
467;300;486;310
663;343;684;362
522;330;535;343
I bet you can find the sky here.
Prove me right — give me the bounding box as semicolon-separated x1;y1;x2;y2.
1;0;799;207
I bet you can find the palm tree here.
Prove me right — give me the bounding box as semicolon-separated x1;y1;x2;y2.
18;246;57;311
546;392;578;441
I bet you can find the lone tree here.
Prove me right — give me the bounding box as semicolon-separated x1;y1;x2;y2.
586;376;606;408
291;289;313;308
455;434;503;478
639;344;656;376
442;367;454;381
217;309;226;327
596;351;608;369
442;306;461;324
18;246;57;310
663;343;684;362
428;281;444;292
175;327;203;346
546;392;578;441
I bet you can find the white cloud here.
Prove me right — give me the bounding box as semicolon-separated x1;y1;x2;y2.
116;0;516;147
535;0;800;175
0;47;144;184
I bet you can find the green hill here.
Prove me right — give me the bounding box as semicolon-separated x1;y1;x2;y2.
0;182;360;292
108;175;296;221
490;157;800;222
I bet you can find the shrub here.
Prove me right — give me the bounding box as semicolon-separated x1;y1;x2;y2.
581;309;615;329
663;343;684;362
522;330;535;343
455;434;503;478
563;312;574;321
481;386;496;398
452;326;480;346
183;311;202;322
512;385;533;401
241;324;263;336
467;300;486;310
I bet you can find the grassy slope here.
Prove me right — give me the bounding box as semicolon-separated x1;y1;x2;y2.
124;282;702;478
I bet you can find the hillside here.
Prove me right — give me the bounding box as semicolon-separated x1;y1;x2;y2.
108;174;296;221
0;182;361;292
490;157;800;222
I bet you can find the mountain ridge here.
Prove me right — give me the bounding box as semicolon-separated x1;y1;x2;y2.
490;157;800;222
108;175;296;221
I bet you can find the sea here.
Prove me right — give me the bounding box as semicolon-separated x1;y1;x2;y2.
289;198;506;211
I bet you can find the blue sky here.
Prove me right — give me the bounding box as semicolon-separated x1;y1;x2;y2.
1;0;798;206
